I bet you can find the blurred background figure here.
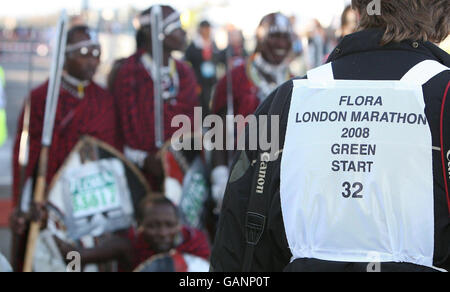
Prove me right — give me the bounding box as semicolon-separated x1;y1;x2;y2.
286;15;307;77
129;196;210;271
218;26;247;69
210;12;294;214
185;20;219;116
306;19;333;69
289;16;303;59
54;196;211;272
337;5;358;42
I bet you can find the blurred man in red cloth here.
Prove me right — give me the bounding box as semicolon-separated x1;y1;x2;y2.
210;12;294;210
111;5;199;191
10;25;122;271
53;196;211;272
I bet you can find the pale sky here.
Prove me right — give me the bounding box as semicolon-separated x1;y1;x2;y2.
0;0;351;21
0;0;147;17
0;0;219;17
0;0;351;36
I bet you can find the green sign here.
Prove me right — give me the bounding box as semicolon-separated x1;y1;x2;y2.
70;170;121;218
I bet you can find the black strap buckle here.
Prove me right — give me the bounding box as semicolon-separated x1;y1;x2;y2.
246;212;266;245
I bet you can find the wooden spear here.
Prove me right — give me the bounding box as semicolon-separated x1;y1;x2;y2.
23;11;68;272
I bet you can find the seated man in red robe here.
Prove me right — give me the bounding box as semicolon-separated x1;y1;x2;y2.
111;5;199;192
54;196;211;272
10;25;122;271
210;13;294;211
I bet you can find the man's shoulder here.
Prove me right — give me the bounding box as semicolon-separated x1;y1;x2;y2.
110;52;148;92
181;226;208;243
87;82;115;102
217;63;250;91
216;63;248;85
433;70;450;85
115;52;143;76
88;81;112;94
232;63;248;78
29;81;50;105
175;59;197;76
255;78;296;116
185;42;197;53
424;69;450;103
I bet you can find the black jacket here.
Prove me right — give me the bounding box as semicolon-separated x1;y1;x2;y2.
184;41;220;87
210;29;450;272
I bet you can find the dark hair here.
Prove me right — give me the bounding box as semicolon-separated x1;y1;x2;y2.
429;0;450;43
67;25;91;45
135;5;176;50
136;28;147;49
137;195;179;224
199;20;211;28
352;0;434;44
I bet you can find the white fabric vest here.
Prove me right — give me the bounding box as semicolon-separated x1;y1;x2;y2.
280;60;449;268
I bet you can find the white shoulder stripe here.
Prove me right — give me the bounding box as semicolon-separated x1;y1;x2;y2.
306;63;334;87
401;60;449;86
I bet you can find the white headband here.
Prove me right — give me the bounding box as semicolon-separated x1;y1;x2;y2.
66;39;100;53
268;14;293;34
164;19;182;35
139;11;182;35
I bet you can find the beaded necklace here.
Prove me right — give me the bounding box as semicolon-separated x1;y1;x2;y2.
141;53;179;102
247;54;289;102
61;73;90;99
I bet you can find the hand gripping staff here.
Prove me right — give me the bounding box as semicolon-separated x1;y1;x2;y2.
151;6;164;149
23;11;69;272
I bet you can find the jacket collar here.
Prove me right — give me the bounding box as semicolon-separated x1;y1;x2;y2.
327;28;450;67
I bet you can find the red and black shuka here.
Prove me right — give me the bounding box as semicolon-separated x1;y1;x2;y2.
11;81;122;271
112;50;199;190
12;81;122;206
125;226;210;271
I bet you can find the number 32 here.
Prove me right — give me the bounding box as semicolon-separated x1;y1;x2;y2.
342;182;364;199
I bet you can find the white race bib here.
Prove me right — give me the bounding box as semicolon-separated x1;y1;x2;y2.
280;61;448;268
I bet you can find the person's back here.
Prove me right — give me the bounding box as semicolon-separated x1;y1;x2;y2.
283;32;450;272
211;0;450;272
